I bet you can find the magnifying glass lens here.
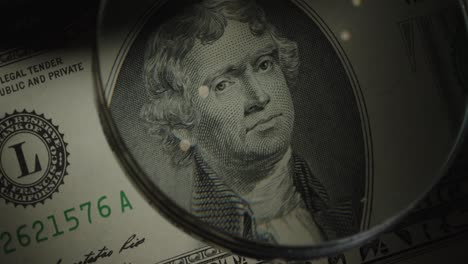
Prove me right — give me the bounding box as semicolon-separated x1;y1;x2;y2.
95;0;468;260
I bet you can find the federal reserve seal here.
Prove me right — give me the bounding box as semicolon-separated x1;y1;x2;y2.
0;110;69;207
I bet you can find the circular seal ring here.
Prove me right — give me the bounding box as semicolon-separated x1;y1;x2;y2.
0;110;69;207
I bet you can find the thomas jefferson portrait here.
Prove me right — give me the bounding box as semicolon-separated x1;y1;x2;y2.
110;0;367;245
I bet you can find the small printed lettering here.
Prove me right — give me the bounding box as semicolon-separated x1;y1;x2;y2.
0;70;27;84
47;63;84;81
26;57;63;74
0;57;84;97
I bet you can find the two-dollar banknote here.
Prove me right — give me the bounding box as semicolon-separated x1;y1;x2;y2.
1;0;468;263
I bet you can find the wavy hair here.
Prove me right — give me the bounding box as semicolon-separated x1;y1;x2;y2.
140;0;300;165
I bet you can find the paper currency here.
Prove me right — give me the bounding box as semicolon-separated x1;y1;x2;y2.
96;0;467;254
1;0;467;263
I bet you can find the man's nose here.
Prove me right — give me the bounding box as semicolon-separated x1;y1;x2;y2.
243;72;271;115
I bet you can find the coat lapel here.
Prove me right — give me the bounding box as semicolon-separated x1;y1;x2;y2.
191;153;358;241
292;154;358;239
191;154;257;240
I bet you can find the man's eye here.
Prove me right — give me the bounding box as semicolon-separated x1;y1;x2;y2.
215;80;230;92
258;60;273;72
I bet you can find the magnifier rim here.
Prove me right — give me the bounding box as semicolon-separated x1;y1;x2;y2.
93;0;468;260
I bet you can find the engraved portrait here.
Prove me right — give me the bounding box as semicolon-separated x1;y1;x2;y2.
109;0;368;245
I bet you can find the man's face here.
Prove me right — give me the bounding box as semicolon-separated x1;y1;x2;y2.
186;20;295;169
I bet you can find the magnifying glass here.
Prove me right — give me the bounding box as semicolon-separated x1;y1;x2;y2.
95;0;468;261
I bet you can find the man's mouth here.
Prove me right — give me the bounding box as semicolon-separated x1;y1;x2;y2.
246;113;282;133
